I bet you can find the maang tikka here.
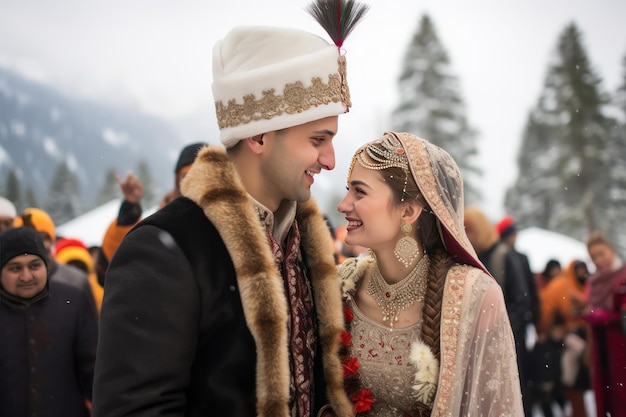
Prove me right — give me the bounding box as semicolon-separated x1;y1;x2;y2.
395;222;419;268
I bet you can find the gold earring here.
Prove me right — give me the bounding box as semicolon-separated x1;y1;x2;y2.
394;223;418;268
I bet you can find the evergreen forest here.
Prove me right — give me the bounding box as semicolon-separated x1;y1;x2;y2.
390;14;626;254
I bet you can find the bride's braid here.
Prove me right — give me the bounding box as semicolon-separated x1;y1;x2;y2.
415;204;453;361
420;249;453;360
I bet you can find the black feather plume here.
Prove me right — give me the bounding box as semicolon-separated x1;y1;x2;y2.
306;0;370;48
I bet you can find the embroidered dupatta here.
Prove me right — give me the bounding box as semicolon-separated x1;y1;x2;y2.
342;132;524;416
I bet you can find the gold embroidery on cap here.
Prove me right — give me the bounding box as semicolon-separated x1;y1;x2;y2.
215;57;351;129
338;55;351;109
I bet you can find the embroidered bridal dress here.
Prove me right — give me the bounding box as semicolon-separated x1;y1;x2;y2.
338;132;524;417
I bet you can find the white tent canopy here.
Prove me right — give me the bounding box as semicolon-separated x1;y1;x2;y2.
515;226;591;273
56;199;157;248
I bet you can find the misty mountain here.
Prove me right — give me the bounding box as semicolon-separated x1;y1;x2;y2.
0;66;185;213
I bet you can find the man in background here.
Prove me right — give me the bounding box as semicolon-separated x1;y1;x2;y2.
0;226;97;417
13;207;99;314
496;215;540;329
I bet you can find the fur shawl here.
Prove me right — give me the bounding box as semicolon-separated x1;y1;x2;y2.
181;146;354;417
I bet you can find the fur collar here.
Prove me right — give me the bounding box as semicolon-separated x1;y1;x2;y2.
181;146;353;417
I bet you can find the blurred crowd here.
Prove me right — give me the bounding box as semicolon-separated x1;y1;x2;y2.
1;144;625;417
462;207;626;417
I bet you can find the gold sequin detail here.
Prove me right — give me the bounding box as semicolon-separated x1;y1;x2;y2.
368;255;430;327
215;56;350;129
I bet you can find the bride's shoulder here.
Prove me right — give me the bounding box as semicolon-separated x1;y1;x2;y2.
338;255;374;297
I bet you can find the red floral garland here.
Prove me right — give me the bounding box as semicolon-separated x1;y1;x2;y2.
340;304;375;415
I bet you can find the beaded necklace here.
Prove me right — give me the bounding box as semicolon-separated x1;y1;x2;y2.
367;255;430;327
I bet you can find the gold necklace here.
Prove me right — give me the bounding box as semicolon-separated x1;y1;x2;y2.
367;255;430;327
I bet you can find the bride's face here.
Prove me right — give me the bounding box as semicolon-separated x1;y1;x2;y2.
337;163;406;254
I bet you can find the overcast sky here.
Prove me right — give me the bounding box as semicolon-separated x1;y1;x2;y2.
1;0;625;221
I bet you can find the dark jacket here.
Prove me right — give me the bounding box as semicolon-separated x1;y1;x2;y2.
49;260;98;315
0;280;98;417
479;242;536;338
92;147;352;417
479;242;539;417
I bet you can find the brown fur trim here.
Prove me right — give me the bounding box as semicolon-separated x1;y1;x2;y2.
181;147;351;416
296;201;354;417
182;147;289;416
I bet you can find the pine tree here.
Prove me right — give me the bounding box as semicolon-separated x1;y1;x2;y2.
504;110;562;230
618;53;626;117
505;23;614;244
96;167;121;206
391;14;481;203
5;169;22;211
24;187;38;210
136;160;158;208
607;51;626;253
46;161;83;226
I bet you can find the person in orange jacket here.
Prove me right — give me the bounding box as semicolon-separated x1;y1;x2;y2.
55;237;104;313
538;259;591;417
539;260;589;334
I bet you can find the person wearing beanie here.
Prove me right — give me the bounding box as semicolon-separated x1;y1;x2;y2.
159;142;209;209
464;206;537;417
0;226;48;294
0;196;17;233
495;215;540;332
495;215;541;335
12;207;56;241
55;237;104;312
0;227;98;417
496;215;517;244
93;2;367;416
13;207;99;315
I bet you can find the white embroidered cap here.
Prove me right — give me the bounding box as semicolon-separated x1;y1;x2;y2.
212;25;351;148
